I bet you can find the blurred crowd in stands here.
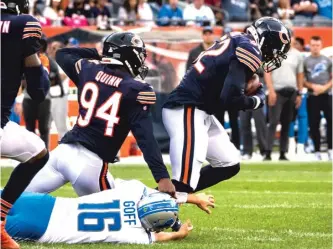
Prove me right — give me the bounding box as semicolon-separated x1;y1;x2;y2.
29;0;332;29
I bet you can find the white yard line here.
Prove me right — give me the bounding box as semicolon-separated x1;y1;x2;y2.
227;203;331;209
201;227;332;238
213;190;332;196
231;179;332;183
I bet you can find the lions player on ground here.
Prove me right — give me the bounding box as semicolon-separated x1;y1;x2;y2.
26;32;175;196
4;180;214;244
0;0;50;247
163;17;291;193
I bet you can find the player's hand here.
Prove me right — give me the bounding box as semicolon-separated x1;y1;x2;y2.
251;88;265;110
268;90;277;106
178;220;193;238
158;178;176;197
312;84;325;96
195;193;215;214
295;95;302;109
39;53;50;74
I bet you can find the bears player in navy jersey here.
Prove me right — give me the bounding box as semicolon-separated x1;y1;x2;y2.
25;32;176;197
0;0;50;247
162;17;291;193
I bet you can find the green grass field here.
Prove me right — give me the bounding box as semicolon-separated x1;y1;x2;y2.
1;162;332;249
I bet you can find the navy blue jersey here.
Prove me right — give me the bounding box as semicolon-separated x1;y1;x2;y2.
164;32;263;114
56;48;169;182
1;13;42;127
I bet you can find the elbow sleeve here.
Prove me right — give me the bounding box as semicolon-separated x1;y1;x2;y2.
25;65;50;103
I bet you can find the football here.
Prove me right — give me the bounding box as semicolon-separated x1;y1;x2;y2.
245;74;262;96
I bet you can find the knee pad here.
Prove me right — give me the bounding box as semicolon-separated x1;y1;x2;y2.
172;179;194;193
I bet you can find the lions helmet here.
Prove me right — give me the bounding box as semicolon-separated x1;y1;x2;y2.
247;17;291;72
0;0;29;14
138;192;179;232
102;32;148;80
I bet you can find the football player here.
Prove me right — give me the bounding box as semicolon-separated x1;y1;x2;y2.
3;180;215;244
0;0;50;247
162;17;291;193
25;32;175;197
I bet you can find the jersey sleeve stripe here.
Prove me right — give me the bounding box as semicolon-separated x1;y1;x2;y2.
137;100;156;104
138;91;155;95
236;52;260;71
238;58;256;72
75;60;82;74
236;47;262;65
137;96;156;101
22;33;42;39
26;21;41;26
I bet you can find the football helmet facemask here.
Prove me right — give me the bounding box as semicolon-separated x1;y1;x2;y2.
247;17;291;72
102;32;148;80
0;0;29;14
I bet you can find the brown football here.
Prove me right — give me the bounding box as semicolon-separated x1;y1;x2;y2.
245;74;261;96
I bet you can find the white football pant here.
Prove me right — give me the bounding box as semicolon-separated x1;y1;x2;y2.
26;143;115;196
162;106;240;190
0;121;45;162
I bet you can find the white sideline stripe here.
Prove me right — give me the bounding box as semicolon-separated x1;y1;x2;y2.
226;203;331;209
241;170;332;174
215;190;332;196
232;179;332;183
216;235;283;242
201;227;332;238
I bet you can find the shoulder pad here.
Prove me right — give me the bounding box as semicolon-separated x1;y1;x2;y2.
236;38;262;72
136;84;156;105
21;15;42;40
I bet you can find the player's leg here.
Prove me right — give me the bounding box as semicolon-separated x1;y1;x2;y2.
51;96;68;140
253;108;268;155
3;191;55;242
59;144;115;196
162;107;209;193
321;94;332;158
0;122;49;248
307;95;321;155
25;145;68;193
195;116;240;192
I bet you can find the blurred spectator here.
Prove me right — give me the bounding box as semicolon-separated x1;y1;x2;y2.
186;26;214;70
22;38;52;149
278;0;295;21
304;36;332;160
288;37;309;157
312;0;332;25
157;0;183;26
91;0;112;29
118;0;139;25
183;0;215;26
43;0;65;25
250;0;278;20
294;37;305;51
291;0;318;25
48;41;70;140
65;0;92;17
221;0;250;22
33;1;52;26
264;33;304;161
137;0;154;26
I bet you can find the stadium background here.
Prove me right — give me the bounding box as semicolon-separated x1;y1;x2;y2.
8;25;333;158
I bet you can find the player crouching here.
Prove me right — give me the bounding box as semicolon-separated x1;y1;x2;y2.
3;180;214;244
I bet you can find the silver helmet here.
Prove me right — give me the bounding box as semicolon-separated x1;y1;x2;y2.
138;192;179;232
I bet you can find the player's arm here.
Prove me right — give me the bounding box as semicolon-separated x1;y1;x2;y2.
128;89;174;195
22;18;50;103
155;220;193;242
55;47;101;84
220;59;264;110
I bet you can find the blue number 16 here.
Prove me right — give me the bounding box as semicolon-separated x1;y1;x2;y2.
77;200;121;232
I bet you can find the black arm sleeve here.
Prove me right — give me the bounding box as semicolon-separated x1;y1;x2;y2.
220;59;256;111
128;105;170;182
55;48;100;84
